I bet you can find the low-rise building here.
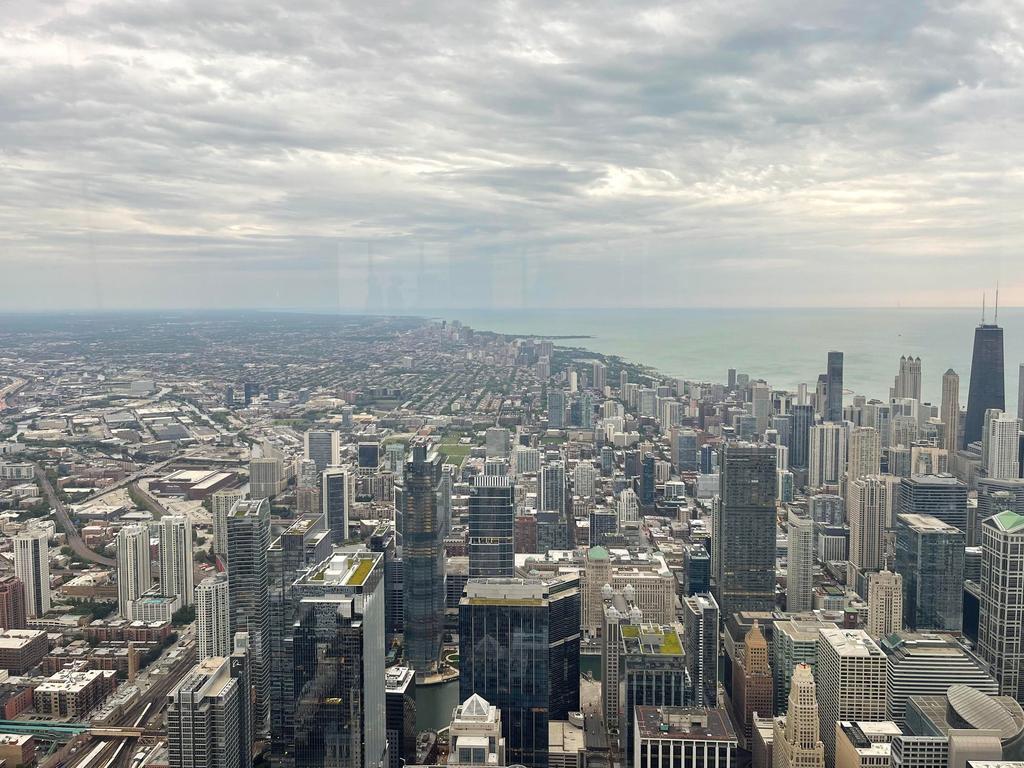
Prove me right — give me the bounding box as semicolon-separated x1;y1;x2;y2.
0;629;48;674
33;665;118;719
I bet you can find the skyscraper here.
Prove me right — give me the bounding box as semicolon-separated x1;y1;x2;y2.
847;427;881;482
808;422;848;489
468;475;515;578
940;370;960;454
154;515;193;607
985;412;1021;479
211;488;246;558
893;514;964;633
196;573;231;661
166;654;250;768
977;509;1024;701
226;498;272;734
303;429;340;473
13;529;49;618
965;321;1005;447
816;629;887;768
385;667;417;768
249;456;284;499
459;576;580;768
732;620;773;748
321;466;351;544
540;461;566;513
897;474;968;533
826;351;844;423
846;475;896;590
290;552;387;768
682;593;720;710
548;390;566;428
400;442;445;676
865;569;902;640
116;524;152;619
773;664;825;768
891;356;922;402
714;444;777;617
790;404;815;469
786;511;815;613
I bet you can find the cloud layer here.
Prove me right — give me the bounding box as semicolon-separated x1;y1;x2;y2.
2;0;1023;310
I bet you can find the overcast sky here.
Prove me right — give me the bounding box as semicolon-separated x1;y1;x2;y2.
2;1;1023;312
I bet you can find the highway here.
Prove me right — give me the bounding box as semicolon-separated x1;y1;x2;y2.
33;463;115;567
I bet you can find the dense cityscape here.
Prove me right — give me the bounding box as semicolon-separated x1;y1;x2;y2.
0;310;1020;768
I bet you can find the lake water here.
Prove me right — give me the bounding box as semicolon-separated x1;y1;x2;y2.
441;307;1024;408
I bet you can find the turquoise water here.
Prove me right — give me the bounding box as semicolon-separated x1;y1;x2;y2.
442;308;1024;407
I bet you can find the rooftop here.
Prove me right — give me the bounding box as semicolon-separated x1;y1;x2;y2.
634;707;737;742
620;623;684;656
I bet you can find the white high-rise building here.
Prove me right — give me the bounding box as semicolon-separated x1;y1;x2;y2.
773;664;825;768
786;512;815;613
249;456;283;499
809;422;849;490
847;427;881;482
865;569;902;640
211;489;245;557
117;524;152;619
154;515;194;607
13;529;49;618
847;475;897;588
618;487;640;524
196;574;231;661
984;412;1021;480
816;629;887;768
574;461;597;499
166;654;250;768
512;446;541;476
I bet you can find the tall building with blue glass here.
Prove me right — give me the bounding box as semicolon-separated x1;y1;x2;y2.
459;577;581;768
469;475;515;578
398;442;445;676
894;513;965;633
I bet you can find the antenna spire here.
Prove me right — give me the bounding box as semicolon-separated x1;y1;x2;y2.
995;281;1000;324
982;293;986;324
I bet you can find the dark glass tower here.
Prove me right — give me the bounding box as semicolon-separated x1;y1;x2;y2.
459;576;581;768
399;442;445;675
894;513;965;633
714;444;777;618
790;404;814;469
469;475;515;578
826;351;844;422
965;322;1005;447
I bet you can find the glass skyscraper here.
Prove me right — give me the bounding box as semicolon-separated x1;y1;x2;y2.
894;513;965;633
459;576;581;768
399;442;445;675
290;551;386;768
468;475;515;578
965;322;1004;447
825;351;844;423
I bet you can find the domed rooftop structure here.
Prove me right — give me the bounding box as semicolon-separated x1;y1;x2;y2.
947;684;1024;741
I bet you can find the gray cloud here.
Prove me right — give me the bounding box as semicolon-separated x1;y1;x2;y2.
1;0;1022;310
